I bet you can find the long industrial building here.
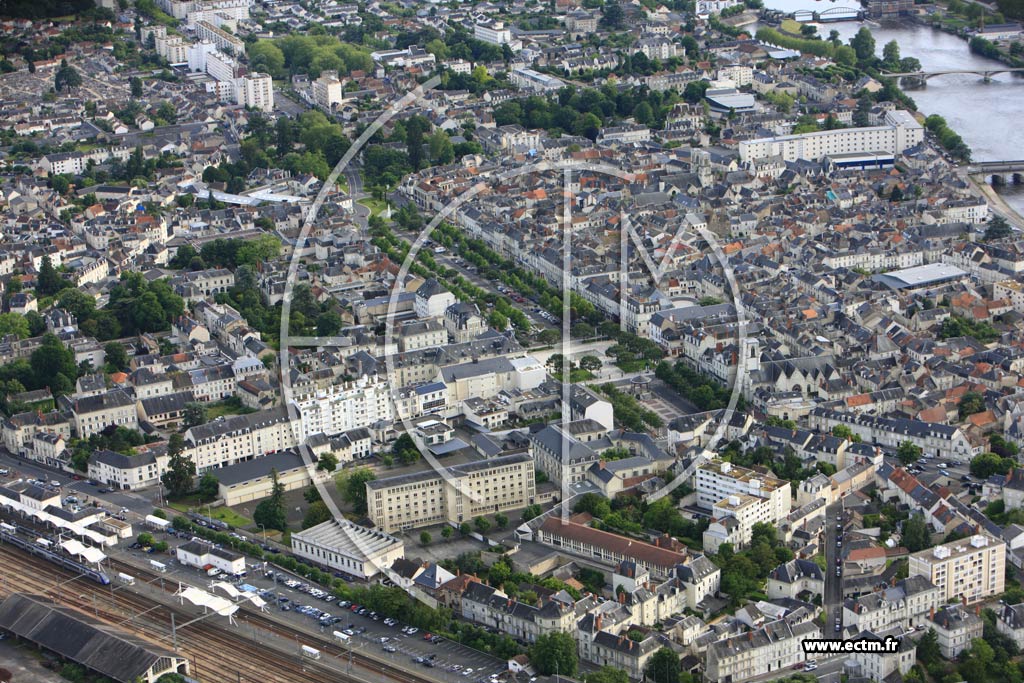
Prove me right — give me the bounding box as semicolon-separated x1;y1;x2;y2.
0;593;190;683
739;110;924;162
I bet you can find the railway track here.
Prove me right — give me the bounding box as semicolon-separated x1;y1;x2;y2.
105;554;429;683
0;544;424;683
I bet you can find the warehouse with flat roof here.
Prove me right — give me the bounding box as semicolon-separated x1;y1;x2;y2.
872;263;968;291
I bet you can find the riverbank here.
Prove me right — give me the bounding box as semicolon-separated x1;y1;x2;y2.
968;173;1024;228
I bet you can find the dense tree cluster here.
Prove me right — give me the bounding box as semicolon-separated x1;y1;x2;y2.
493;87;683;139
937;314;999;343
656;359;742;412
248;33;372;80
595;383;664;431
714;523;793;605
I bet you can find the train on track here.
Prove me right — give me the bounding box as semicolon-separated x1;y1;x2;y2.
0;520;110;585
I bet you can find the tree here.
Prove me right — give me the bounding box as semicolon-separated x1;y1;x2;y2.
304;486;322;504
882;39;901;66
316;311;343;337
37;255;69;296
896;440;922;465
971;452;1014;478
161;433;196;498
30;334;77;394
254;469;287;531
495;513;509;529
317;452;338;472
902;514;930;552
522;504;542;521
183;403;206;429
420;531;432;545
834;44;857;66
644;647;681;683
459;522;471;536
406;116;428;170
130;76;143;98
579;355;602;372
0;313;30;340
441;525;453;539
530;632;578;676
428;130;454;165
198;473;219;502
985;215;1013;241
336;467;375;515
302;501;332;529
104;342;129;373
958;391;986;420
54;65;83;93
849;27;876;61
600;2;625;28
474;516;491;534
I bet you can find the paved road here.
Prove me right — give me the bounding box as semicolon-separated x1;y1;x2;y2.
824;501;845;640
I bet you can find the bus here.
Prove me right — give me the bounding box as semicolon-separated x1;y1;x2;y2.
150;560;167;573
118;573;136;585
333;631;351;644
301;645;321;660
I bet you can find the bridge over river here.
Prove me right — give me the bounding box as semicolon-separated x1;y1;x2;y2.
881;67;1024;82
792;6;863;21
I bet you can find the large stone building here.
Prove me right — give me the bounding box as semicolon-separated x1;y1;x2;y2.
367;453;535;532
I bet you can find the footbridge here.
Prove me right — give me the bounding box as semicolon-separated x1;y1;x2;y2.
967;160;1024;185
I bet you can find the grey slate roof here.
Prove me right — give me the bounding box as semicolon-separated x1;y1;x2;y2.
0;593;183;683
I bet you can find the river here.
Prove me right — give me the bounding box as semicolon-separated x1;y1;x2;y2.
754;0;1024;214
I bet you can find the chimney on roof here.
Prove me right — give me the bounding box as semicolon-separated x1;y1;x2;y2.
930;607;935;620
619;592;626;604
599;460;606;470
596;614;602;631
618;635;625;646
747;630;753;641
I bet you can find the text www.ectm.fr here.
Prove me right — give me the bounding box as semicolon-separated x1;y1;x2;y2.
802;636;902;655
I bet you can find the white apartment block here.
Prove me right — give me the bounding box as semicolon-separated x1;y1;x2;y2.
908;534;1005;604
312;70;344;109
695;460;791;523
474;19;511;45
996;279;1024;313
739;110;924;163
195;20;245;56
294;375;393;442
183;406;297;472
510;67;564;93
367;453;535;533
237;72;274;112
702;493;772;553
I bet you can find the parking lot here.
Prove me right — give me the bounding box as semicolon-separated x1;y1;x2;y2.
257;571;509;683
124;543;510;683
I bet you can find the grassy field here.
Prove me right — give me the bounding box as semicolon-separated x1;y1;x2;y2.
205;399;256;420
168;500;251;528
359;197;389;217
780;19;803;36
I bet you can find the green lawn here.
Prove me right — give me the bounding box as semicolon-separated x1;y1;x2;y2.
205;399;256;420
167;500;251;528
359;197;389;217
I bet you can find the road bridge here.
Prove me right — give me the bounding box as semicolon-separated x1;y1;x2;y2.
880;67;1024;81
